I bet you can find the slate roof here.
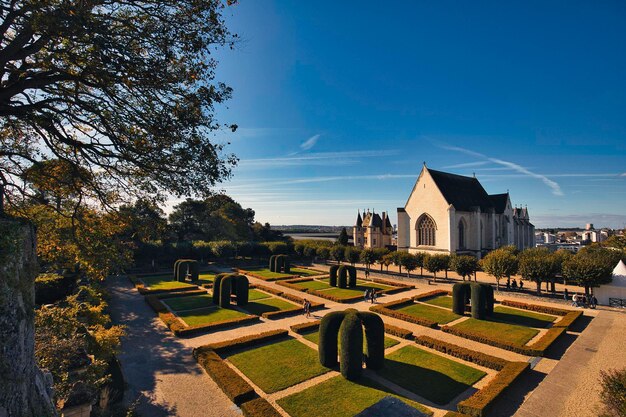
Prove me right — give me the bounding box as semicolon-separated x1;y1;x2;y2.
356;211;362;227
428;169;494;212
489;193;509;214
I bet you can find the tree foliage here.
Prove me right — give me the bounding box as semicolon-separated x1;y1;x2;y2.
424;254;448;281
337;227;349;245
0;0;239;210
599;368;626;417
563;247;618;294
451;255;479;281
518;247;559;295
480;248;518;289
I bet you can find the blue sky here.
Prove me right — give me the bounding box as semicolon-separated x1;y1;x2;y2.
197;1;626;228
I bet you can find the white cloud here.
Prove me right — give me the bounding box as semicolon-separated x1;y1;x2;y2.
300;134;320;151
238;149;401;168
441;144;564;196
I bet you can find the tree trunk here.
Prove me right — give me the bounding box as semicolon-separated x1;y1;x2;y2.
433;272;437;282
496;278;500;290
550;281;556;293
536;281;542;295
474;271;477;281
445;270;448;279
0;220;57;416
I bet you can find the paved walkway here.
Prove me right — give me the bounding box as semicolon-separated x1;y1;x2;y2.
107;276;241;417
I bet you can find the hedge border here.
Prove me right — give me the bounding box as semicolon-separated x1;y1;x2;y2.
251;284;325;319
384;323;414;340
290;320;321;334
500;300;582;329
129;274;201;295
240;397;282;417
276;277;412;303
235;267;300;282
198;329;289;356
370;303;439;329
414;335;508;370
413;289;451;301
144;293;261;337
193;349;257;405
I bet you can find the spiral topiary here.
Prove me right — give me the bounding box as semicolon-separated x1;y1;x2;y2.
338;265;348;289
358;311;385;370
319;311;345;368
470;282;486;319
339;310;363;381
347;266;357;288
269;255;277;272
235;275;249;306
481;283;495;316
219;275;233;307
452;282;470;315
329;265;339;287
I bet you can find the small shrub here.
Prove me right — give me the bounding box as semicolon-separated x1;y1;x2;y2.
291;320;321;334
599;368;626;417
193;349;257;405
240;398;282;417
384;323;413;340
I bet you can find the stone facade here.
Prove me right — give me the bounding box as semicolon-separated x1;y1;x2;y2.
0;219;57;417
397;166;535;258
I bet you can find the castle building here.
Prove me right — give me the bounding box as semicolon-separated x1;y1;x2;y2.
353;210;393;249
396;165;535;258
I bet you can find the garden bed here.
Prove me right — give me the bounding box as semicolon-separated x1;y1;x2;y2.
278;277;412;303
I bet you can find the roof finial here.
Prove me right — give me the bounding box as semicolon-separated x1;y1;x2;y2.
473;172;476;178
423;161;426;167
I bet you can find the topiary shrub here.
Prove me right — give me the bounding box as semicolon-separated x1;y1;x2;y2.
219;276;233;307
188;260;199;282
481;283;494;316
175;259;190;282
470;283;486;320
329;265;339;287
275;255;285;273
347;266;357;288
283;256;291;273
173;259;183;281
452;282;470;315
269;255;277;272
235;275;249;306
319;311;346;368
358;311;385;370
338;265;348;289
213;273;228;305
339;309;363;381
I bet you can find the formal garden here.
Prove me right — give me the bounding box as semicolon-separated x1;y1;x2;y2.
119;257;596;417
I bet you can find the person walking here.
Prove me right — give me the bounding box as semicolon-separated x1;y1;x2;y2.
365;269;370;279
511;279;518;290
364;288;370;302
590;294;598;309
371;290;377;304
572;293;579;307
303;299;311;318
564;288;569;301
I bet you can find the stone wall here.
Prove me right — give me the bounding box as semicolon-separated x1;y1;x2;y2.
0;219;56;417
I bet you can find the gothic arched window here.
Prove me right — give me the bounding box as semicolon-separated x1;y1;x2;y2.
458;219;466;249
416;215;436;246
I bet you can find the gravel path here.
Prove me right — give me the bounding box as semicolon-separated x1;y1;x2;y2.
107;275;241;417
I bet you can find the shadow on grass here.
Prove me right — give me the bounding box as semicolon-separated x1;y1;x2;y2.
491;311;553;329
377;359;475;405
487;368;546;417
241;301;283;316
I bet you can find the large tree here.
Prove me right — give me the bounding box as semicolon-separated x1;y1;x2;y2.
518;247;559;295
0;0;238;210
450;255;479;281
480;247;518;290
563;247;619;295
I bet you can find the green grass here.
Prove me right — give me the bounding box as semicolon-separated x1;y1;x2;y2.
317;282;393;299
163;294;213;311
140;275;196;290
294;280;333;291
227;338;328;393
198;272;216;282
422;295;453;309
395;303;461;324
379;346;486;405
241;297;298;316
278;375;432;417
318;278;393;290
492;306;556;328
243;267;294;279
291;267;325;277
177;306;248;327
248;289;272;301
452;318;540;346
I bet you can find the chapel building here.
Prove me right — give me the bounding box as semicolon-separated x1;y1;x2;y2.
396;165;535;258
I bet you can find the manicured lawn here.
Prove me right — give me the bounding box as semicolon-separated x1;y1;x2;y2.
278;375;432;417
395;303;461;324
492;306;556;328
248;289;272;301
198;272;216;282
140;274;196;290
318;278;393;291
163;294;213;311
422;295;453;309
294;279;333;291
177;306;248;327
302;331;399;350
379;346;486;405
227;338;328;393
241;297;299;316
318;283;392;299
452;318;540;346
243;267;295;279
291;267;325;277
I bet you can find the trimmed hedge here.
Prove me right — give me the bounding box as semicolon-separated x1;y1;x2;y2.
347;265;357;288
452;282;470;315
413;289;450;302
440;325;550;356
200;329;289;355
457;362;529;417
358;311;385;370
339;310;363;380
269;255;277;272
414;335;508;370
219;275;233;307
235;275;249;306
370;304;439;329
376;297;414;309
283;256;291;273
306;289;364;304
443;412;471;417
471;283;487;320
175;259;199;282
193;348;257;405
554;311;582;329
500;300;582;329
291;320;321;334
384;323;414;340
213;273;227;304
319;311;345;368
528;326;567;352
329;265;339;287
337;265;348;289
275;255;285;273
240;398;282;417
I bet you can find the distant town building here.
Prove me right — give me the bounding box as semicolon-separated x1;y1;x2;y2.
353;209;393;249
396;165;535;258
